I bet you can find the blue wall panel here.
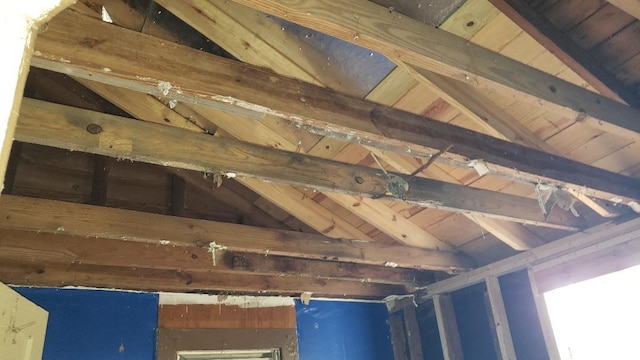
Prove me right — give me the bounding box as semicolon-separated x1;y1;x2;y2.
13;287;158;360
295;300;393;360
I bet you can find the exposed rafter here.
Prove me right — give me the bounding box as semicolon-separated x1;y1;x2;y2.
18;98;584;230
31;11;640;209
157;0;548;250
488;0;640;108
230;0;640;139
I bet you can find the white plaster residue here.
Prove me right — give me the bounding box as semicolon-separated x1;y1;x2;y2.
158;240;170;245
102;67;112;73
34;50;42;56
300;292;313;305
628;201;640;213
611;197;623;204
383;294;415;311
101;6;113;23
384;261;399;268
468;159;490;176
158;292;295;308
157;81;172;96
225;172;237;178
167;99;178;109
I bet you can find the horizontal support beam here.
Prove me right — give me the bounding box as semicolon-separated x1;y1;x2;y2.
17;98;582;230
417;215;640;299
0;228;414;297
225;252;435;286
0;195;474;272
0;260;404;298
32;10;640;208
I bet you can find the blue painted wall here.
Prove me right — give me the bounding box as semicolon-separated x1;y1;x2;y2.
13;287;158;360
295;300;394;360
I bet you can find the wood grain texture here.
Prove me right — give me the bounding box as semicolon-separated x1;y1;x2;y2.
17;98;584;230
158;304;296;329
31;10;640;207
489;0;640;107
0;195;475;271
231;0;640;138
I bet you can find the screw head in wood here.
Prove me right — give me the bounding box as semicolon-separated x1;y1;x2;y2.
86;123;103;134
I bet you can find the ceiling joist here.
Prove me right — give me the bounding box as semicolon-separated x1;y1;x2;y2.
18;98;583;230
32;10;640;210
0;195;475;272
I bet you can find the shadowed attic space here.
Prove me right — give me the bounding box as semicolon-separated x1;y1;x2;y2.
2;0;640;300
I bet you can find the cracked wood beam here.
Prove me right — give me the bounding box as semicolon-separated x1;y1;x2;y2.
31;10;640;208
17;98;584;230
152;0;444;248
162;0;550;250
489;0;640;108
0;195;475;272
0;228;428;296
230;0;640;140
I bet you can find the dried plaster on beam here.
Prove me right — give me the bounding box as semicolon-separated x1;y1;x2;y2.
158;292;295;308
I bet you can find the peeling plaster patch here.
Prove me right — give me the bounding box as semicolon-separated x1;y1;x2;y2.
384;261;398;268
300;292;313;305
158;292;295;308
158;240;170;245
157;81;172;96
167;99;178;109
468;159;490;176
629;201;640;213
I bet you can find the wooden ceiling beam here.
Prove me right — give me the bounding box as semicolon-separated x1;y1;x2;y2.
31;10;640;209
0;195;475;272
231;0;640;138
149;0;445;248
0;227;428;290
164;0;551;250
488;0;640;108
18;98;583;230
78;79;371;240
0;260;406;298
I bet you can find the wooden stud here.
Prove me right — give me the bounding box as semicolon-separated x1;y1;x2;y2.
527;268;561;360
433;294;464;360
485;276;517;360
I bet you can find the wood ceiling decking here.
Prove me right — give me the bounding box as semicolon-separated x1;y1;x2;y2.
2;0;639;299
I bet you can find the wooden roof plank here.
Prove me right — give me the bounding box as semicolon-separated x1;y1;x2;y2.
31;10;640;208
230;0;640;138
489;0;640;107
